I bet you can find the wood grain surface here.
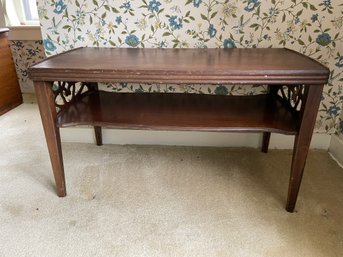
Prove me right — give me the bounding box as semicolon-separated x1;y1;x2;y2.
0;31;22;115
29;47;329;84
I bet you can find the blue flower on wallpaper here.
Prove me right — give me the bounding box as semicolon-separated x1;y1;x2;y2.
27;49;37;56
339;120;343;134
223;39;236;48
311;14;319;22
115;16;122;25
125;35;140;47
43;39;57;51
208;24;217;38
244;0;260;12
169;16;183;30
335;56;343;68
214;85;229;95
21;68;28;77
193;0;202;8
316;32;332;46
53;0;67;14
120;1;131;11
158;40;167;48
268;7;276;16
327;106;340;116
148;0;161;13
263;34;271;40
14;41;24;48
323;0;331;8
77;35;85;42
294;16;300;24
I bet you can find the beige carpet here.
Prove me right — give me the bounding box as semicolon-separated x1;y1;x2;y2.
1;104;343;257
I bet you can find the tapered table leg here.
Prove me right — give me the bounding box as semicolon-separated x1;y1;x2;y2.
88;83;103;146
261;85;279;153
94;126;103;146
261;132;271;153
286;85;324;212
34;82;66;197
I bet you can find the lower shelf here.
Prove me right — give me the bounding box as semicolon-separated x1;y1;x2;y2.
57;91;299;135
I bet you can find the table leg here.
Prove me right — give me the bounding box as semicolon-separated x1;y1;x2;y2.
286;85;323;212
34;82;66;197
261;85;279;153
94;126;103;146
88;83;103;146
261;132;271;153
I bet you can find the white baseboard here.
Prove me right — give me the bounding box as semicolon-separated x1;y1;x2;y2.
60;127;331;150
329;134;343;168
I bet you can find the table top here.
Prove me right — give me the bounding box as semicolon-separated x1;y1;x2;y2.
29;47;329;85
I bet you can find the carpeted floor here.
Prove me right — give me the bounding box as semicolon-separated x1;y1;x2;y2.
1;104;343;257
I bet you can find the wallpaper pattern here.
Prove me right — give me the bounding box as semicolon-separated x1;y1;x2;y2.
339;113;343;138
36;0;343;134
10;40;46;93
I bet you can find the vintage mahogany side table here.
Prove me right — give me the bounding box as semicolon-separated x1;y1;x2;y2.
28;47;329;212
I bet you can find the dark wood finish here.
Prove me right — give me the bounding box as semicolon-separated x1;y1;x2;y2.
87;82;103;146
261;132;271;153
29;47;329;213
286;85;324;212
261;85;279;153
57;91;298;134
94;126;102;146
34;82;66;197
29;48;328;85
0;29;23;115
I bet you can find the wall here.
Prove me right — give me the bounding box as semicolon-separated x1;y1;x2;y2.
339;112;343;139
0;1;6;26
36;0;343;134
1;0;45;93
9;40;45;93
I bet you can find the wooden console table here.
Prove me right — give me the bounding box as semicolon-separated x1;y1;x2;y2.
29;47;329;212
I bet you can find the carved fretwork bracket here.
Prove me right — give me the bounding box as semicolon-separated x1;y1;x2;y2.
52;81;97;113
272;85;305;113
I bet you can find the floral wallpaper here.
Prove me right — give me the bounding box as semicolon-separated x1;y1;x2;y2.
339;113;343;139
10;40;46;93
36;0;343;134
